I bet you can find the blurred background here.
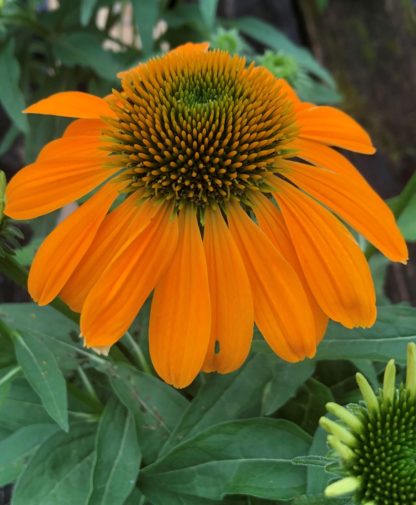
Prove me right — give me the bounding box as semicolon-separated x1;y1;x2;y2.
0;1;415;503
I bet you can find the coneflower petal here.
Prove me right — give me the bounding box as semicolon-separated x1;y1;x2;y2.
203;207;254;374
275;179;376;328
24;91;113;119
252;192;328;343
28;181;123;306
81;202;178;348
297;106;376;154
228;201;316;361
60;195;158;312
285;140;408;263
149;207;211;388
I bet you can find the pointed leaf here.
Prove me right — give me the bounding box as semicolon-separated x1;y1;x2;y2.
14;331;68;431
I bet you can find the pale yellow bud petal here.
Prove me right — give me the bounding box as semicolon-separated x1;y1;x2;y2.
325;476;360;497
326;402;362;432
356;373;379;413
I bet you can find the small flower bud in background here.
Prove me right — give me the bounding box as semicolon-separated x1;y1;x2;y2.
210;27;246;54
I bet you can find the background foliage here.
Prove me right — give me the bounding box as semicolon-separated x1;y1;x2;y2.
0;1;415;505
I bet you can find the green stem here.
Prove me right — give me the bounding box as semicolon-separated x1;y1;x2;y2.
77;366;102;409
0;365;21;387
124;331;153;374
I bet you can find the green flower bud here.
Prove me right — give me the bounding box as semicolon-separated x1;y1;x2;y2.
210;27;245;55
257;50;300;83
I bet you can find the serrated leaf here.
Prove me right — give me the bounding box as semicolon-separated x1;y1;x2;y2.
140;418;311;504
132;0;159;55
14;331;68;431
199;0;218;29
12;423;96;505
0;424;58;486
262;359;315;415
160;354;273;456
88;398;141;505
0;40;29;132
109;362;189;463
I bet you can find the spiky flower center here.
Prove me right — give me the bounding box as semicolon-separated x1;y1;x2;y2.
103;49;297;208
351;390;416;505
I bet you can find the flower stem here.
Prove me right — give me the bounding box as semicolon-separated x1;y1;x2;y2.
0;365;21;387
124;331;153;375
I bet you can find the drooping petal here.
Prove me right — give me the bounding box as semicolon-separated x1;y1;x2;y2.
202;207;254;373
24;92;113;119
227;201;316;362
275;178;376;328
4;150;116;219
252;192;328;343
60;194;158;312
296;106;375;154
28;181;123;306
149;207;211;388
63;118;106;137
283;160;408;263
81;203;178;348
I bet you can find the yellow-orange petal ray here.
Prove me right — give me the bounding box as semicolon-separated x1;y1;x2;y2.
24;91;113;119
4;152;116;220
227;202;316;361
283;160;408;263
149;207;211;388
202;207;254;374
28;181;123;305
81;203;178;348
37;135;101;162
296;106;375;154
275;179;376;328
252;192;328;343
63;118;105;138
60;195;158;312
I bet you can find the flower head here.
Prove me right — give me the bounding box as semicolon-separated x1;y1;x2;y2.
4;43;407;387
320;343;416;504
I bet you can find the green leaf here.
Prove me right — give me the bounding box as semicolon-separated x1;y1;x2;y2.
14;331;68;431
12;423;96;505
140;418;311;504
0;303;78;371
109;362;189;463
0;379;52;431
316;305;416;363
52;32;122;81
398;193;416;241
262;359;315;415
0;124;20;156
199;0;218;29
0;424;58;486
230;17;334;86
160;354;273;456
0;366;21;408
80;0;98;25
0;39;29;132
88;398;141;505
306;426;331;495
132;0;159;55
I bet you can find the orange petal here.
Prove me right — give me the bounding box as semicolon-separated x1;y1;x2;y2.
275;179;376;328
37;135;101;162
28;181;123;306
202;207;254;374
283;160;408;263
63;118;105;137
252;192;328;343
227;202;316;362
4;151;115;220
60;195;158;312
296;106;376;154
81;203;178;348
149;207;211;388
170;42;210;56
24;92;113;119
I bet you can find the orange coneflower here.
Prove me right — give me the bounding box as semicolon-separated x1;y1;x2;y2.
4;43;407;387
